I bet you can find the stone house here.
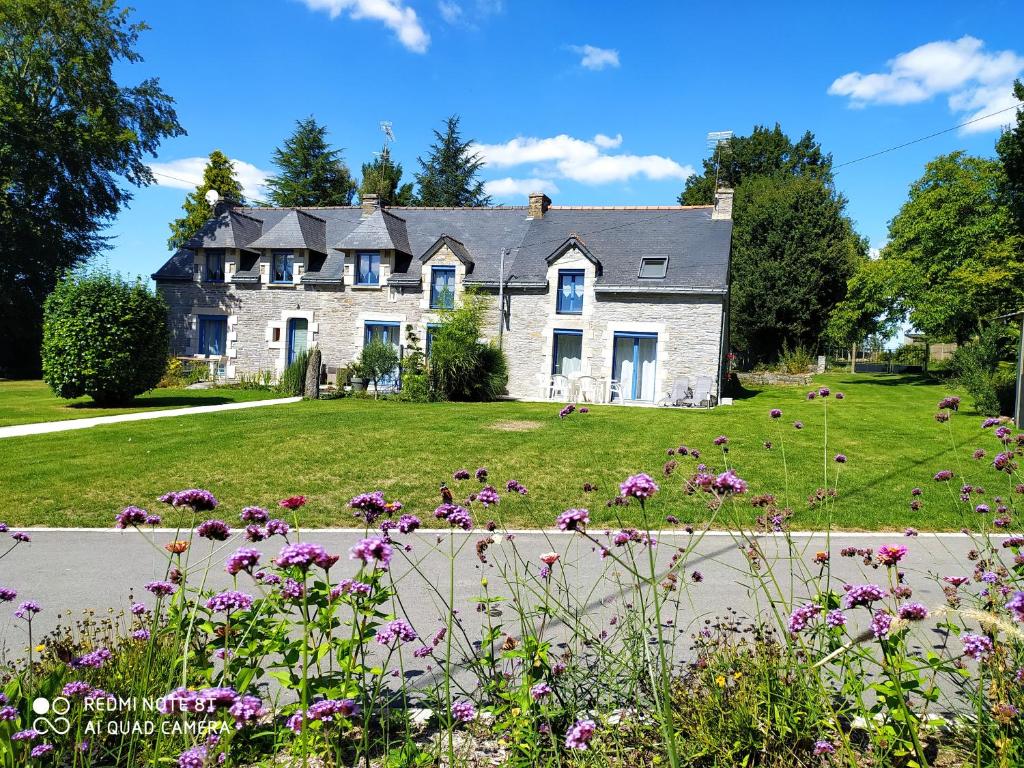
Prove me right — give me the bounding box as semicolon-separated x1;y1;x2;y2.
152;191;733;403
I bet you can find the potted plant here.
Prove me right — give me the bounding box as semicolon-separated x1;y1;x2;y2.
349;362;366;392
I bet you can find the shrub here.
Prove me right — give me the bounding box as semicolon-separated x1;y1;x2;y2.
429;291;509;401
398;371;431;402
948;325;1010;415
42;269;170;405
357;339;400;398
778;343;815;374
277;349;311;396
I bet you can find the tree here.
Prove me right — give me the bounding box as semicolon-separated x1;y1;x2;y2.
414;115;491;207
677;125;859;361
357;339;400;399
358;145;414;206
264;116;356;208
428;291;507;400
0;0;183;376
864;153;1023;344
678;124;833;205
167;150;245;251
996;79;1024;235
42;269;170;405
729;175;865;358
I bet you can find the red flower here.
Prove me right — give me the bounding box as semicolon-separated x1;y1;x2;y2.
279;495;307;510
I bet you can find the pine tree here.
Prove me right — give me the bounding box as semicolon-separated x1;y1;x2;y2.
414;115;491;207
167;150;245;250
358;146;414;206
264;117;356;208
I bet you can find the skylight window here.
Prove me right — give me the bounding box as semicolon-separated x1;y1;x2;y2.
638;257;668;279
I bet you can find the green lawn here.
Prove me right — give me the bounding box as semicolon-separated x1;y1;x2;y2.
0;373;1008;531
0;380;285;427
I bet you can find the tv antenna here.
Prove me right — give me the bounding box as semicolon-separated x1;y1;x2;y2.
380;121;395;146
706;130;733;191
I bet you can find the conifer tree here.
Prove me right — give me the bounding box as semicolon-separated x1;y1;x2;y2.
414;115;491;207
167;150;245;250
358;145;414;206
265;117;356;208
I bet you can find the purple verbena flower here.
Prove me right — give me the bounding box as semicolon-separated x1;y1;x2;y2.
171;489;218;511
349;536;394;568
898;602;928;621
205;591;254;614
556;508;590;532
565;718;597;750
240;506;269;524
114;506;149;529
375;619;417;646
225;547;261;575
787;603;820;634
962;633;994;661
843;584;885;608
196;519;230;541
620;473;659;499
451;699;476;722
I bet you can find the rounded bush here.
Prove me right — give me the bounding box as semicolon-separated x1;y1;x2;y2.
42;270;170;405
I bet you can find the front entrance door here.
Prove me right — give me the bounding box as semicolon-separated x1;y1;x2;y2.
287;318;308;366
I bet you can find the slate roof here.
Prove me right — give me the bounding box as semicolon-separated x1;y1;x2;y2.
420;235;473;266
154;204;731;293
335;209;411;254
184;210;263;250
248;209;327;254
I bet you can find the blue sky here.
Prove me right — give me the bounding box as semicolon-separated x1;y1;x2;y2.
102;0;1024;279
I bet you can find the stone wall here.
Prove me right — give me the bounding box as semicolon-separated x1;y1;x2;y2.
736;371;814;387
158;243;726;401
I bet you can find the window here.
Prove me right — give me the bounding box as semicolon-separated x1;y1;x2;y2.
272;250;294;283
552;330;583;375
205;251;224;283
556;270;584;314
356;252;380;285
612;332;658;402
638;257;668;279
364;322;402;389
197;315;227;357
425;323;441;358
430;266;456;309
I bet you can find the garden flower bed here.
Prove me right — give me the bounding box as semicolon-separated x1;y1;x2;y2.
0;390;1022;767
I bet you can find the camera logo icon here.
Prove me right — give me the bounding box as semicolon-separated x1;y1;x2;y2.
32;697;71;735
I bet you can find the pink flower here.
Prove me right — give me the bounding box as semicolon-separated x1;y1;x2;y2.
539;552;560;566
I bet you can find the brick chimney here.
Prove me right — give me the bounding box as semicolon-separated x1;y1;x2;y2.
712;188;734;221
361;193;380;216
528;191;551;219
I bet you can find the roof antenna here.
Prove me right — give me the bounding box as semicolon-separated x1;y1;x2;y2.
706;131;733;191
380;121;395;147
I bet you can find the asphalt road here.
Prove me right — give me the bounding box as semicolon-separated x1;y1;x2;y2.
0;529;987;650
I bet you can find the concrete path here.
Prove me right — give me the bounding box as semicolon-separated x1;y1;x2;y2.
0;396;301;439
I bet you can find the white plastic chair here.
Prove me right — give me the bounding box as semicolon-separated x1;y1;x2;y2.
548;374;571;400
608;379;624;403
575;375;600;403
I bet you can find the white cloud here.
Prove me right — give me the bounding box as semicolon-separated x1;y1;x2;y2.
474;133;692;190
829;36;1024;133
570;44;620;71
437;0;462;24
484;177;560;198
299;0;429;53
592;133;622;149
148;157;271;199
437;0;502;26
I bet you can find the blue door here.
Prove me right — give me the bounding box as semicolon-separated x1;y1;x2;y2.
364;323;401;389
611;333;658;401
287;318;308;366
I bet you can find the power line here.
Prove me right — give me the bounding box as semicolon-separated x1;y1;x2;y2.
833;102;1022;172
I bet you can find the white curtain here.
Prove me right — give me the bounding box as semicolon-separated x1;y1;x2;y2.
556;334;582;376
637;337;657;401
614;336;634;400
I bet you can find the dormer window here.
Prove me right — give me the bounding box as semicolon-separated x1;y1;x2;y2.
272;250;294;283
430;266;456;309
356;252;381;285
556;270;584;314
638;257;668;279
205;251;224;283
